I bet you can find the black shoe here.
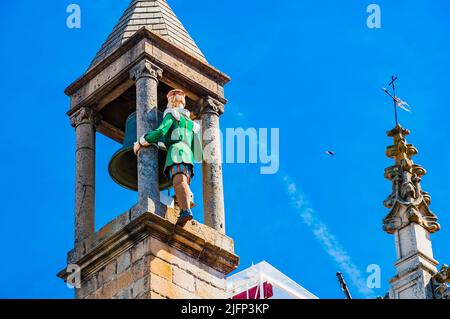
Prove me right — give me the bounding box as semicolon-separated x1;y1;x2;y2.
177;210;193;227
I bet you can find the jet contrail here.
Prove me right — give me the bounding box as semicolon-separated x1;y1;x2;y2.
282;174;374;298
229;109;374;298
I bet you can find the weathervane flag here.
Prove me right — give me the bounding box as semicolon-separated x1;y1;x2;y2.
383;76;411;126
384;88;411;112
394;96;411;112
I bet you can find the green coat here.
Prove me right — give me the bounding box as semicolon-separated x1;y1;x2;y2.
143;110;202;173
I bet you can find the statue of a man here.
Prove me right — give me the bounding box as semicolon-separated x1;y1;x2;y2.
133;89;202;226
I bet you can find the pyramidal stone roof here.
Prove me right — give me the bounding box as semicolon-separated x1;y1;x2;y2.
89;0;207;69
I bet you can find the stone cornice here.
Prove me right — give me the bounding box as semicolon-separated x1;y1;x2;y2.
64;27;230;97
58;210;239;282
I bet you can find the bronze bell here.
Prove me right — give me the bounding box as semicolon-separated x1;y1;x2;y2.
108;112;173;191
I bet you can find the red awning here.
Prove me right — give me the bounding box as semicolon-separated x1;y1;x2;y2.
232;282;274;299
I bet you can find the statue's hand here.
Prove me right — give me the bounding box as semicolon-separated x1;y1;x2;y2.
134;135;151;155
133;142;141;155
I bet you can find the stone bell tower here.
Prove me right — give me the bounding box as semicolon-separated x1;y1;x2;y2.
58;0;239;299
383;125;440;299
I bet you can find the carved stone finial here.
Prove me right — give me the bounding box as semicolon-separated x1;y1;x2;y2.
130;60;163;82
70;107;98;128
383;125;440;234
200;96;224;117
386;125;418;172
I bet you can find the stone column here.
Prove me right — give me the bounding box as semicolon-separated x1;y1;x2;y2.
70;107;97;244
200;97;226;234
130;60;162;216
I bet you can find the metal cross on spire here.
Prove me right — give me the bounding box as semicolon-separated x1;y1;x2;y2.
383;75;411;126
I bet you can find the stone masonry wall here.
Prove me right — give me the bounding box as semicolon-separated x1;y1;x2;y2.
76;236;228;299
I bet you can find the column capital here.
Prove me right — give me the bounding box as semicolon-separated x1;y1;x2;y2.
130;60;163;82
200;96;225;117
70;106;99;128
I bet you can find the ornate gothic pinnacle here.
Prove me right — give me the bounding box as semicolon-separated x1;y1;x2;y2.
383;124;440;234
433;264;450;299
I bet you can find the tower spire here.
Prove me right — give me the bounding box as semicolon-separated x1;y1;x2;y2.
89;0;207;69
383;124;440;299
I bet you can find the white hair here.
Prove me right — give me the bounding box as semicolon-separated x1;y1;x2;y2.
167;94;186;109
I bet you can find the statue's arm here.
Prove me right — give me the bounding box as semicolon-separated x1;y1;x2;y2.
143;114;175;144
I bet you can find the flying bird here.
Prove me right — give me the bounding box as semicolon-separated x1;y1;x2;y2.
325;151;336;156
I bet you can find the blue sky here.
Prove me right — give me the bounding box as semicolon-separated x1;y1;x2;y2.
0;0;449;299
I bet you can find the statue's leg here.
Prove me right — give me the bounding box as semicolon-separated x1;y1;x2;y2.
173;173;193;226
173;173;191;211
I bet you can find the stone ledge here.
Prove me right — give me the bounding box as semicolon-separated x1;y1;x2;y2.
394;251;439;274
389;262;437;285
58;208;239;282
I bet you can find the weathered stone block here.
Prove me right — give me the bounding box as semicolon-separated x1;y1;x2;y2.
132;241;145;263
149;256;172;281
172;267;195;292
92;269;133;299
113;287;132;299
148;237;195;270
132;277;147;298
148;291;165;299
148;237;226;289
131;258;147;281
83;274;98;295
98;260;117;286
150;273;198;299
117;251;131;274
196;279;227;299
